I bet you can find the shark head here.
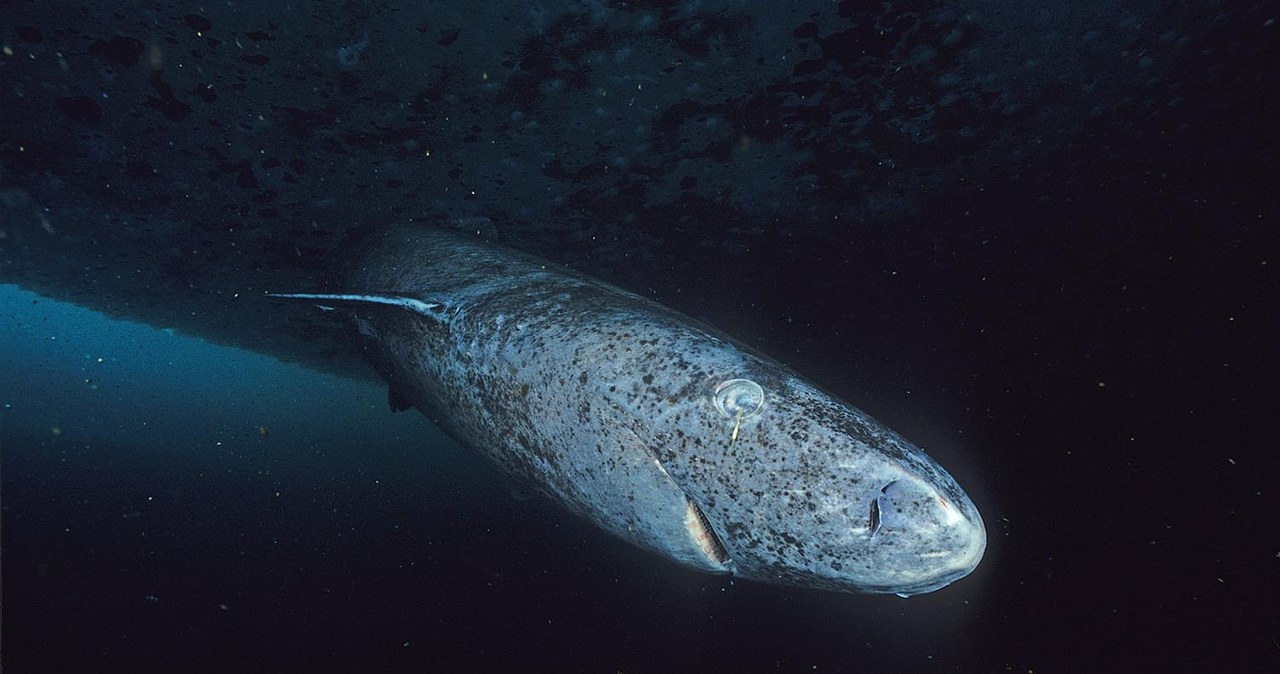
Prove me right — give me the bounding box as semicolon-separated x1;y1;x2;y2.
632;367;987;596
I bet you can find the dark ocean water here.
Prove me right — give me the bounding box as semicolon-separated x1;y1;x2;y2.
2;0;1277;672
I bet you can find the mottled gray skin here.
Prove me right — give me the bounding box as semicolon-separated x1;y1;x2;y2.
281;227;986;596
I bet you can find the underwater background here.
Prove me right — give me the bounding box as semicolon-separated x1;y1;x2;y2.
1;1;1276;672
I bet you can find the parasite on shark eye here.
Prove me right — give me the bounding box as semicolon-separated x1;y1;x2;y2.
713;378;765;419
713;378;765;446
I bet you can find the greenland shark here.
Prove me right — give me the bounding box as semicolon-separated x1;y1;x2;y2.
271;227;985;596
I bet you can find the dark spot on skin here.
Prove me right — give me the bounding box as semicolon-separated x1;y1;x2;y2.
520;383;529;398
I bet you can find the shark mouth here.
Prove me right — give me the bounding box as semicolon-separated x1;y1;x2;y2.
684;498;732;568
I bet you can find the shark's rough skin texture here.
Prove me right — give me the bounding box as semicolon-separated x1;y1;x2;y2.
276;227;985;596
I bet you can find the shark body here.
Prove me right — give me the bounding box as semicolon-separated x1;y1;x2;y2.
273;227;985;596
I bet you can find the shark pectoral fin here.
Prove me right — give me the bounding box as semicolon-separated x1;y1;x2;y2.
581;403;734;574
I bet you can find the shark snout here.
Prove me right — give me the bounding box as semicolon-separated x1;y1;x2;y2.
872;475;986;595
